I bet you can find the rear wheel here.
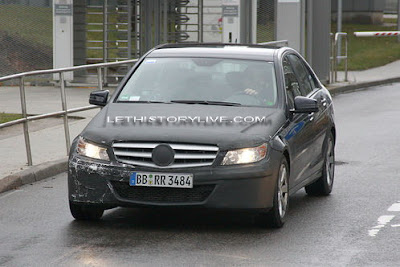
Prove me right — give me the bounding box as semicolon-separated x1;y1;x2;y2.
305;132;335;196
69;201;104;221
258;158;289;228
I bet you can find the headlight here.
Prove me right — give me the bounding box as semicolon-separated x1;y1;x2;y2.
222;143;267;165
76;137;110;161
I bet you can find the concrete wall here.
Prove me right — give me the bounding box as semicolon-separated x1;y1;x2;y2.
311;0;331;84
276;1;302;52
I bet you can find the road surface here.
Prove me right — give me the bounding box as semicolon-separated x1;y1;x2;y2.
1;83;400;266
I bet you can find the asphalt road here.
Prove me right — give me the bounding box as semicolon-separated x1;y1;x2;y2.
1;84;400;266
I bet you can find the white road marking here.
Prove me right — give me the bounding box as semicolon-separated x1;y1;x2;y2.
368;201;400;236
0;189;23;200
368;229;380;237
368;215;395;237
377;215;395;224
387;202;400;212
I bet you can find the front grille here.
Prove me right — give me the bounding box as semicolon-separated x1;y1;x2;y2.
111;181;215;203
112;142;219;168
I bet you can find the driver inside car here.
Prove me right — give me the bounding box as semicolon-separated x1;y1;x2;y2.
225;65;275;106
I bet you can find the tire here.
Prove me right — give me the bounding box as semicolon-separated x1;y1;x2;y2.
258;157;289;228
69;201;104;221
305;132;335;196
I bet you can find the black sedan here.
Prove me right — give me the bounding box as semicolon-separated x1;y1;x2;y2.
68;43;335;228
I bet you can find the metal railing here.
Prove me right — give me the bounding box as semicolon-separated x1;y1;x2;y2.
259;40;289;47
330;32;348;83
0;59;138;166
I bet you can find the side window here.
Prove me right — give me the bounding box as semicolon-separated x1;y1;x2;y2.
288;54;314;96
305;66;319;90
283;56;301;108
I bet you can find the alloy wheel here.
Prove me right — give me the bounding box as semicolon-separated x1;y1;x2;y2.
278;163;289;218
326;139;335;186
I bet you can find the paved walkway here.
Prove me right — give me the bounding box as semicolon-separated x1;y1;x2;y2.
335;60;400;84
0;86;112;178
0;60;400;180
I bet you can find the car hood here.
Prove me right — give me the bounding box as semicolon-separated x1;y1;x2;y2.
81;103;286;150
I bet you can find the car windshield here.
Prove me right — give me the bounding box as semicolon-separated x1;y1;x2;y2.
117;57;278;107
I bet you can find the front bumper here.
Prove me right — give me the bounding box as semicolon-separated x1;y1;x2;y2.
68;152;281;210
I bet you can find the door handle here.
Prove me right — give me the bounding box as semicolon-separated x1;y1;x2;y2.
321;98;327;107
308;112;314;122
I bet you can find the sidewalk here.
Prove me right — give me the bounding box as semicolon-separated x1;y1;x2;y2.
0;86;107;187
335;60;400;85
1;60;400;192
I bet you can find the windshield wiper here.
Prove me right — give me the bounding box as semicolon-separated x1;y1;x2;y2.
170;100;242;106
117;100;169;104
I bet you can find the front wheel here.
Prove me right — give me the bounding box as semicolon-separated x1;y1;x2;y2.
257;158;289;228
305;132;335;196
69;201;104;221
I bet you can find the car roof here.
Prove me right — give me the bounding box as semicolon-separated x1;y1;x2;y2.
147;43;283;61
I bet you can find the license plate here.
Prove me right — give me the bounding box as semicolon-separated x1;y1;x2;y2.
129;172;193;188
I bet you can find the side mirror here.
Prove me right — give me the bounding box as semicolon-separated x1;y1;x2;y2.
291;96;318;114
89;90;109;107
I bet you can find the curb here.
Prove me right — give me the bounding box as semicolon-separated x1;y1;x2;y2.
0;158;67;194
0;77;399;194
328;77;400;95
